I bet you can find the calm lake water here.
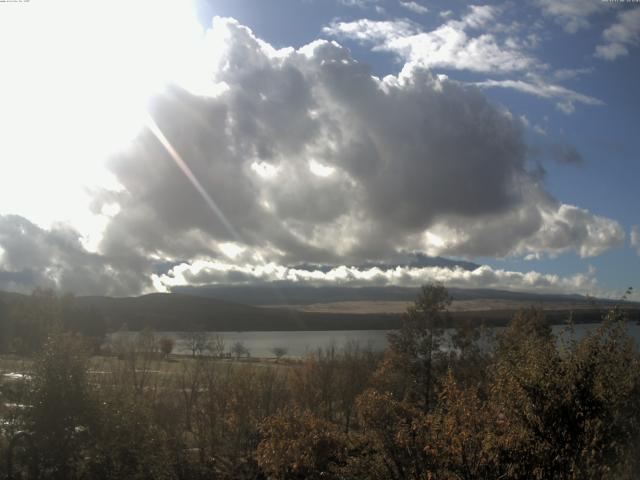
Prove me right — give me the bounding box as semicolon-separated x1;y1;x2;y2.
109;323;640;358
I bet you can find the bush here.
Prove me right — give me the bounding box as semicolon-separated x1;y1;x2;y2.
159;336;175;359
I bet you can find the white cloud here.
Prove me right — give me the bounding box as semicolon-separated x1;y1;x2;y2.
472;77;604;114
250;161;278;179
462;5;499;29
399;1;428;15
553;67;594;81
535;0;608;33
324;7;538;74
219;242;246;259
533;125;547;135
419;201;624;259
324;7;604;113
309;159;336;177
338;0;379;8
595;7;640;60
324;18;418;44
153;260;599;296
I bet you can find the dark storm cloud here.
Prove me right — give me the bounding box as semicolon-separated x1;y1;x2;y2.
0;215;150;295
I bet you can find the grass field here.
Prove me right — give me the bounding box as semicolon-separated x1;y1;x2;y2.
1;353;299;371
0;353;299;396
264;298;618;314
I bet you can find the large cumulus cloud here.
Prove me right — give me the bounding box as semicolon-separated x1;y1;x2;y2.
95;17;623;269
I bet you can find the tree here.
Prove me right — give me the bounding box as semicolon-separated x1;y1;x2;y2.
292;346;340;422
231;341;249;359
61;302;108;353
27;333;97;479
348;388;437;479
136;328;158;357
380;283;451;410
336;341;377;433
210;334;226;358
428;371;501;479
183;330;209;357
257;408;346;479
489;307;640;479
7;289;64;354
111;327;158;395
83;392;174;480
271;346;288;362
0;297;7;353
159;336;175;359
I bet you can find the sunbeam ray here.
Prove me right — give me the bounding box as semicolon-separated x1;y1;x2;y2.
145;113;242;244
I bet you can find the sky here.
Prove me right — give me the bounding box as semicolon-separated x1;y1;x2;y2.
0;0;638;298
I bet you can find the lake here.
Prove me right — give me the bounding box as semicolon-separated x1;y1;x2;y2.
108;322;640;358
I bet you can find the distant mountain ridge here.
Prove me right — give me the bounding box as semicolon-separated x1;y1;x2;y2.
1;288;637;332
0;291;401;332
172;284;597;306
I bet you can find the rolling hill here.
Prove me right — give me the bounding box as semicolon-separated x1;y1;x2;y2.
2;287;639;332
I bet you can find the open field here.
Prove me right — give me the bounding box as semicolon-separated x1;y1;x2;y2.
262;300;640;327
263;298;612;314
0;354;298;380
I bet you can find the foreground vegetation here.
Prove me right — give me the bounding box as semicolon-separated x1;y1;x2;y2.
1;284;639;479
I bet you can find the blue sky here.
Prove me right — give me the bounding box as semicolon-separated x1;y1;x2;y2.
0;0;638;298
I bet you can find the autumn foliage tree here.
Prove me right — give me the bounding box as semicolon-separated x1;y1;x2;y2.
256;407;345;480
488;307;640;479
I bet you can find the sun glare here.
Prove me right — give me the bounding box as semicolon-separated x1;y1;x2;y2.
309;159;336;177
0;0;204;236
